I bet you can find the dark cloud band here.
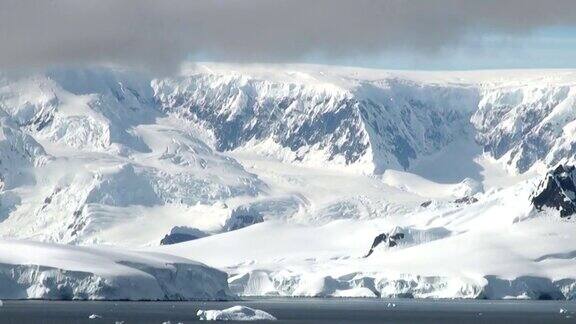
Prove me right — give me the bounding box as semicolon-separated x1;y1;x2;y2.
1;0;575;72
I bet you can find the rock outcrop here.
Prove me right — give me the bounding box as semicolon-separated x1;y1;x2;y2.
531;165;576;218
223;205;264;232
160;226;208;245
364;229;405;258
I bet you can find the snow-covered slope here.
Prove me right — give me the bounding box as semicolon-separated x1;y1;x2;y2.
155;64;576;176
0;68;265;244
0;240;230;300
473;74;576;173
154;64;479;174
159;154;576;300
0;63;575;300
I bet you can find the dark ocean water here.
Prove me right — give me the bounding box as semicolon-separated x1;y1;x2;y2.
0;298;574;323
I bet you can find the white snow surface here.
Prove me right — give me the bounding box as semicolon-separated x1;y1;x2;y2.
0;63;575;300
160;154;576;299
0;240;230;300
197;305;277;321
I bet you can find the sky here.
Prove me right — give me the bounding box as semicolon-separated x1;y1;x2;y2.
1;0;576;73
320;26;576;70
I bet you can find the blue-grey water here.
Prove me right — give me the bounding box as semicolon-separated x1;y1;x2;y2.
0;298;574;323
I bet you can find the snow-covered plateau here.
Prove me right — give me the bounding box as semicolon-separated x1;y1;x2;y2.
0;63;575;300
0;240;230;300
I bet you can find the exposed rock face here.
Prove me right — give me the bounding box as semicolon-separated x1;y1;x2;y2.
160;226;208;245
364;230;405;257
531;165;576;218
420;200;432;208
223;205;265;232
454;196;479;205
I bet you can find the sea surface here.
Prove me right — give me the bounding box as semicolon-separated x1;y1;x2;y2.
0;298;574;323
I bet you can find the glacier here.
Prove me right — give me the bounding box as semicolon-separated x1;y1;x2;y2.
0;63;575;300
0;240;230;300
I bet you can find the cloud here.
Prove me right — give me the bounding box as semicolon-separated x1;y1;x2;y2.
1;0;575;72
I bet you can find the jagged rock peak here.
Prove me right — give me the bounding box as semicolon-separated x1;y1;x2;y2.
531;164;576;218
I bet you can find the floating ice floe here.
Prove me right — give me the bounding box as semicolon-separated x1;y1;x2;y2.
197;306;277;321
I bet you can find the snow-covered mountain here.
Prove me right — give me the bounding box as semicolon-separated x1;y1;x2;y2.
473;74;576;173
0;63;576;300
154;64;479;174
155;65;576;175
0;67;265;243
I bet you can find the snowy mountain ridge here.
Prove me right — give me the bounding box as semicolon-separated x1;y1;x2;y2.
0;63;574;241
158;64;576;175
0;63;575;300
155;66;479;173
